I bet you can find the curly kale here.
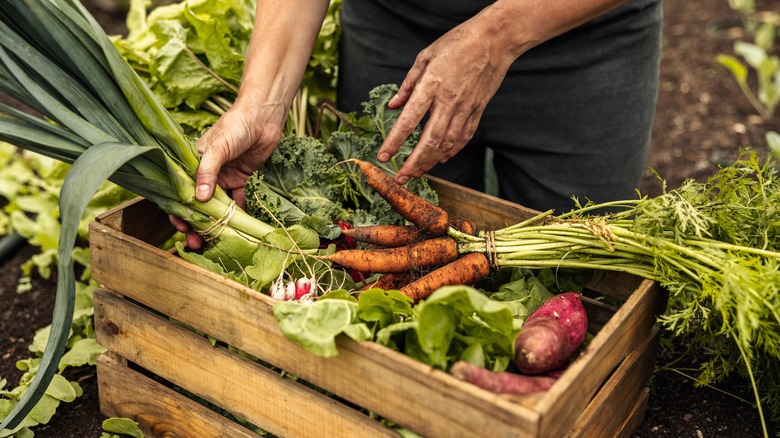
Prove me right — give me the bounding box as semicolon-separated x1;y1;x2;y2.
245;84;440;235
245;136;350;239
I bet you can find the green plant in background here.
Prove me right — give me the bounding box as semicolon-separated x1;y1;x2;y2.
717;1;779;175
114;0;341;134
0;143;136;437
717;39;779;120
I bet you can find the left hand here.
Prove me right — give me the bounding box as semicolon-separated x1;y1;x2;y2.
377;16;517;184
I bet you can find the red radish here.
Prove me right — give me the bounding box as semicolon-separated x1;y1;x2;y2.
294;278;313;300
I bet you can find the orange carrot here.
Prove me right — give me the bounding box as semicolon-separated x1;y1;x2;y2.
325;236;459;274
399;252;490;301
341;224;422;247
350;159;449;235
358;271;418;291
449;218;479;236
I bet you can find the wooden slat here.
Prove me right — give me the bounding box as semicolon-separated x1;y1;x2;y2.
94;196;173;247
94;289;397;438
616;388;651;438
97;355;259;438
428;176;538;228
567;326;660;437
533;279;663;437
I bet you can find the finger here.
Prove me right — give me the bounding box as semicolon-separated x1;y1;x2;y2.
169;214;190;233
378;95;430;163
195;146;228;202
232;187;247;210
389;59;427;109
439;110;480;164
395;107;480;183
186;230;203;250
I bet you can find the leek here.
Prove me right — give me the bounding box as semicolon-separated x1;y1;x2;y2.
0;0;277;428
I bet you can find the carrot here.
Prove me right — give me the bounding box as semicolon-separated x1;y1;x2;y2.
358;271;418;292
325;236;459;274
341;224;422;247
450;361;557;395
399;252;491;301
349;159;449;235
449;218;479;236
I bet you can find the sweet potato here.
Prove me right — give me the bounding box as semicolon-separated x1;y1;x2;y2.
514;292;588;374
450;361;557;395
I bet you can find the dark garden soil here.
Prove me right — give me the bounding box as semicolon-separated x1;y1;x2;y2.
2;0;780;436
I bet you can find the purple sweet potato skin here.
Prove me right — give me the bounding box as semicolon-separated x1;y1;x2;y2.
514;292;588;374
451;361;557;395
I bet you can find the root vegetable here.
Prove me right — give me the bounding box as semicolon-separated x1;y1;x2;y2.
514;292;588;374
450;218;479;236
349;159;449;235
450;361;557;395
340;224;422;247
358;271;418;291
399;252;491;301
325;236;459;273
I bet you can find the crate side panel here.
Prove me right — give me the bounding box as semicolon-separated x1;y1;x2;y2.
97;354;259;438
616;388;651;438
94;289;398;438
567;325;660;438
427;176;539;228
533;280;664;437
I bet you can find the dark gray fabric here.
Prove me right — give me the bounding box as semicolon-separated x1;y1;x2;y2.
337;0;663;213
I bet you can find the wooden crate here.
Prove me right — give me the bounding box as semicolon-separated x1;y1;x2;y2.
90;177;666;438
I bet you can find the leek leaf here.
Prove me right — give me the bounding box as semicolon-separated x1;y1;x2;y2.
0;142;154;430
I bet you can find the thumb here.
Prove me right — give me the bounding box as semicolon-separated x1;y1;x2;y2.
195;148;224;202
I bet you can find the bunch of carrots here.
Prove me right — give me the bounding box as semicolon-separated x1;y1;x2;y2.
325;159;492;300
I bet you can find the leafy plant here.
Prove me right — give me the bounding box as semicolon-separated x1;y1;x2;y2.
115;0;342;133
717;40;780;120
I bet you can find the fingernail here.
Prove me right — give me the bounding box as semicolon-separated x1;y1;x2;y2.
378;153;390;162
389;93;399;104
196;184;210;200
397;175;410;185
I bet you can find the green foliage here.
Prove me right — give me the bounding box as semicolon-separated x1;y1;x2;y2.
717;1;779;174
101;417;144;438
245;84;439;234
116;0;342;132
717;41;780;119
272;268;575;372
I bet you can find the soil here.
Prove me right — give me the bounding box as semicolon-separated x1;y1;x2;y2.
2;0;779;437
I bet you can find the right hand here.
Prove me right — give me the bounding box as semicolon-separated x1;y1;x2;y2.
170;100;286;249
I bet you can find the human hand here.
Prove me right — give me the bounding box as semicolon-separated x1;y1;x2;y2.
170;100;286;249
377;17;517;184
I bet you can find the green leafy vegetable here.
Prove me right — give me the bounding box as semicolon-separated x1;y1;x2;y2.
101;417;144;438
245;84;439;233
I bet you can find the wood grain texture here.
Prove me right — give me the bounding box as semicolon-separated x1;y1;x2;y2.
567;326;660;437
94;289;396;438
97;355;259;438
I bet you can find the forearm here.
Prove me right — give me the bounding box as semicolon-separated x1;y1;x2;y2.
476;0;627;58
234;0;330;122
